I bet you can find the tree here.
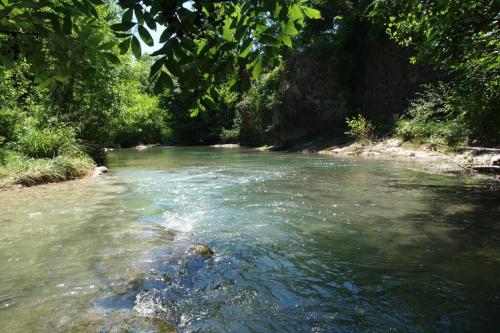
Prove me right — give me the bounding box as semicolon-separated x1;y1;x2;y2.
1;0;322;115
369;0;499;142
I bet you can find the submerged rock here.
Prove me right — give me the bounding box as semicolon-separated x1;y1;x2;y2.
190;244;214;256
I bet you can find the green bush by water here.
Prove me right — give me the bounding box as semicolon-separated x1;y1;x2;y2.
395;83;469;147
16;126;80;159
345;115;375;143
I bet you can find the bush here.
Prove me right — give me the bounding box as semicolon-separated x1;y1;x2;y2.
220;111;242;143
0;108;23;144
395;83;469;146
238;65;283;146
0;138;5;165
16;125;79;159
345;114;374;142
110;91;166;147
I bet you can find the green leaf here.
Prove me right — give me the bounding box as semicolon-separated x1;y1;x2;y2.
111;22;135;31
202;95;218;110
258;34;278;45
62;15;72;35
252;56;263;79
103;52;120;64
288;5;303;21
38;77;54;89
284;20;299;36
189;107;200;118
149;57;164;78
83;0;99;18
281;34;292;48
131;36;142;58
164;59;183;79
122;9;133;23
143;11;156;30
98;41;115;50
239;39;253;58
154;71;173;94
223;17;234;42
302;6;321;19
134;8;144;25
118;38;131;54
138;25;154;46
50;17;61;33
159;28;173;43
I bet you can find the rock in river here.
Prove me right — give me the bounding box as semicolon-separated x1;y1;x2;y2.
92;166;108;177
191;244;214;256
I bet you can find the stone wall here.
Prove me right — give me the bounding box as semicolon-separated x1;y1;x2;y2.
272;25;438;146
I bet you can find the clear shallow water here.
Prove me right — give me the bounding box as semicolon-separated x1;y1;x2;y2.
1;147;499;332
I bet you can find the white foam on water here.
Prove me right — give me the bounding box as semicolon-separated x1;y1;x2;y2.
162;207;205;234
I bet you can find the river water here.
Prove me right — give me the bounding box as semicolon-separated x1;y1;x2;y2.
0;147;499;332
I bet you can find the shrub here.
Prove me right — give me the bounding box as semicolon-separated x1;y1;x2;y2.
395;83;469;146
0;137;5;165
238;65;284;146
0;108;23;144
345;114;374;142
220;111;242;143
16;125;79;159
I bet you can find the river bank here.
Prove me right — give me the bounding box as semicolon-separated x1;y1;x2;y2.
2;139;499;192
317;139;500;177
216;139;500;180
0;153;97;191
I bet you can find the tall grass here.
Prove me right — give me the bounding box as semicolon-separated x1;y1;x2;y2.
0;151;94;188
16;126;80;158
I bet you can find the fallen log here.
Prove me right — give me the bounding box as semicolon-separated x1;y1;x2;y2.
472;165;500;173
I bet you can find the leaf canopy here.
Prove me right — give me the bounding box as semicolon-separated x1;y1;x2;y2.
0;0;322;114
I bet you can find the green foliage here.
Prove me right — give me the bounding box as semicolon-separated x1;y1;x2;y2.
1;0;322;118
0;108;22;144
0;137;5;165
238;65;283;145
0;1;119;89
369;0;499;144
157;79;241;145
110;88;167;147
395;83;468;146
345;114;374;142
220;111;242;143
16;126;79;159
127;0;321;109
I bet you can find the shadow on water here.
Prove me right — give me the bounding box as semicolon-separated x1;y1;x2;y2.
121;177;500;332
365;180;500;332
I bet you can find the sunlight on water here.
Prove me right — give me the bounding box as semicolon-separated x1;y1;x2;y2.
1;147;499;332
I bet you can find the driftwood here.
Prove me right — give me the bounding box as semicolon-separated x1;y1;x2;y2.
472;165;500;173
461;146;500;153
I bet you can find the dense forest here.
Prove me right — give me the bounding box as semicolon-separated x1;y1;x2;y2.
0;0;499;186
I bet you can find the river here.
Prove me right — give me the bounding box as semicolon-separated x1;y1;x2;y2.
1;147;499;332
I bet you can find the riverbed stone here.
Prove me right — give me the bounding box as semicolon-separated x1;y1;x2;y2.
191;244;214;256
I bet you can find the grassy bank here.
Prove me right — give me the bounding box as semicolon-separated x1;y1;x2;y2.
0;150;95;189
